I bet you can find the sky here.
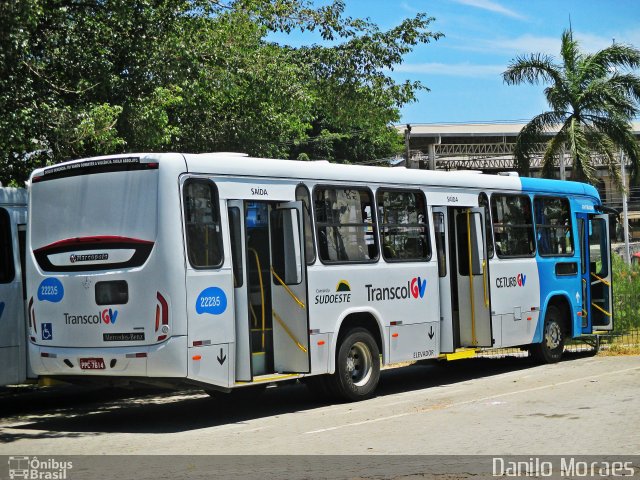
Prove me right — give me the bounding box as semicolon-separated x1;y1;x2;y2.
269;0;640;125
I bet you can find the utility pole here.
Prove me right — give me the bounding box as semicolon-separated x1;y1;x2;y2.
560;146;566;180
620;149;631;264
404;124;412;168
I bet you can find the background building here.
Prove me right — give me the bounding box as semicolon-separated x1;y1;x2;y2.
397;121;640;241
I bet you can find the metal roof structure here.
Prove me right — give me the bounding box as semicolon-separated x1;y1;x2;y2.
396;121;640;172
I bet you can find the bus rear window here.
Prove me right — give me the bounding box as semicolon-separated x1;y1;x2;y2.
30;168;158;272
183;179;223;268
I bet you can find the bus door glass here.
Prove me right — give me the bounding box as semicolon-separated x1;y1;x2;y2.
588;215;613;331
270;201;310;373
455;208;492;347
227;200;252;382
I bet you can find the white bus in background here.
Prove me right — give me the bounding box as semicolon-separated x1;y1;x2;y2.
26;154;613;401
0;188;29;386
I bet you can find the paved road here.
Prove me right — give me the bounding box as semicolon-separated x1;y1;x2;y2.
1;354;639;456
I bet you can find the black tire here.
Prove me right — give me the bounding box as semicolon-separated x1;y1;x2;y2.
531;305;565;364
326;327;380;402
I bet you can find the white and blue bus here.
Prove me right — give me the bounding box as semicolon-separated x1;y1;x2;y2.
0;187;29;386
26;153;613;400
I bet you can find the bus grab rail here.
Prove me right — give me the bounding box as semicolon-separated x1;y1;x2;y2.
591;302;612;317
271;309;308;354
590;272;611;287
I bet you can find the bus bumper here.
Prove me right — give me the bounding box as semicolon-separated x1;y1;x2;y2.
29;336;188;379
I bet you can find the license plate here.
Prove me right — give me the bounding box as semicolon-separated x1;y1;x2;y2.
79;358;106;370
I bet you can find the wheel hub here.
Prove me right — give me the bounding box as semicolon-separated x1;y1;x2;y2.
346;341;373;387
545;322;562;350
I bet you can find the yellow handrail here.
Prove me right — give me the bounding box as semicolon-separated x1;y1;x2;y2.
248;248;266;350
270;267;306;309
249;303;258;328
591;302;612;317
590;272;611;287
272;309;308;353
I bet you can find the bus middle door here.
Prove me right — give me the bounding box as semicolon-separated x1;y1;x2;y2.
455;208;493;347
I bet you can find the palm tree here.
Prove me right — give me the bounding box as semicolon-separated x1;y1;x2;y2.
503;29;640;186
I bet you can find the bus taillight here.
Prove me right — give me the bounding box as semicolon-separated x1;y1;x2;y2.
28;297;36;334
156;292;169;341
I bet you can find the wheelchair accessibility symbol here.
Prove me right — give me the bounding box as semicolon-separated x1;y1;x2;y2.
41;323;53;341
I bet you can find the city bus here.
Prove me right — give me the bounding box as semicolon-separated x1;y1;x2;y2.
26;153;613;401
0;187;29;386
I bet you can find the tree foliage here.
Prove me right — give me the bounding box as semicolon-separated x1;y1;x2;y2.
503;29;640;187
0;0;442;184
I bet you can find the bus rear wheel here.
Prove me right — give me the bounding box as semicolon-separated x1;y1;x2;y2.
531;305;565;364
327;328;380;402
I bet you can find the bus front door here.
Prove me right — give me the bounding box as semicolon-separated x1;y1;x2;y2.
269;202;310;374
580;214;614;333
455;208;493;347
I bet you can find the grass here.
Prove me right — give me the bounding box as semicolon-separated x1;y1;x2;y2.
598;344;640;356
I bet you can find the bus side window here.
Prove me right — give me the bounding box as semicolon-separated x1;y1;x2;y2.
313;186;378;263
534;196;573;256
376;189;430;262
183;180;223;268
491;194;535;258
0;209;15;283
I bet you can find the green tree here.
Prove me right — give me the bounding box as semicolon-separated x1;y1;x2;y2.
503;29;640;186
0;0;442;185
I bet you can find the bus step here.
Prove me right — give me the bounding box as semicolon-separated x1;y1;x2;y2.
438;348;478;361
252;351;267;376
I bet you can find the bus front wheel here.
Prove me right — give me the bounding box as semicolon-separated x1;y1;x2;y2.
328;328;380;402
531;305;565;364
